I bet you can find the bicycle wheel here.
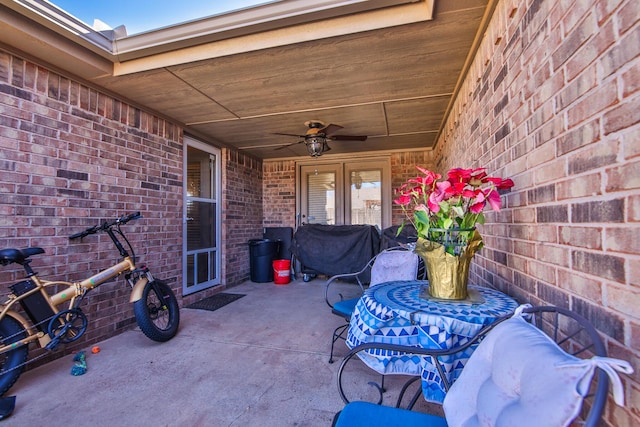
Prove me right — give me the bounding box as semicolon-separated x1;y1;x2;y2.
0;316;28;396
133;280;180;342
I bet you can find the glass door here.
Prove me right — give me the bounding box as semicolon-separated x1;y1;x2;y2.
299;159;390;228
183;138;221;295
346;168;381;228
299;164;343;225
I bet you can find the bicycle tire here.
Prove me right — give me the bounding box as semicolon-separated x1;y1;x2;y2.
0;316;28;396
133;280;180;342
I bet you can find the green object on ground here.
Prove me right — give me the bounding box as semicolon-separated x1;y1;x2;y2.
70;351;87;376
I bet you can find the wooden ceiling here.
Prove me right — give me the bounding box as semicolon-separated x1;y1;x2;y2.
1;0;491;159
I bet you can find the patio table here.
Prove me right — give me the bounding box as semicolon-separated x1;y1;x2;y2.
346;280;518;403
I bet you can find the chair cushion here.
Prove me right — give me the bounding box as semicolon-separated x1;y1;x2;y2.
442;315;597;427
332;298;359;318
334;401;448;427
370;251;419;286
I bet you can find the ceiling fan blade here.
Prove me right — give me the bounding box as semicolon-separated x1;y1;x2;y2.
330;134;368;141
273;132;305;138
274;140;303;150
320;123;343;135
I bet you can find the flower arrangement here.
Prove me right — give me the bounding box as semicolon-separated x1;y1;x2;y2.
394;167;514;255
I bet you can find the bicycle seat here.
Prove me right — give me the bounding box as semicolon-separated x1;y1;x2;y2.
0;248;45;265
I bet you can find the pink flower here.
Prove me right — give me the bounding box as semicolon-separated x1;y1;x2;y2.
462;189;476;198
394;194;412;206
485;189;503;211
448;168;473;182
395;166;514;242
417;167;441;185
446;181;467;197
427;181;450;211
435;181;451;194
483;177;514;190
498;178;514;190
469;191;486;213
427;194;441;212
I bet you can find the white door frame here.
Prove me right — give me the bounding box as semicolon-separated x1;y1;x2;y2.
296;157;391;228
183;136;221;295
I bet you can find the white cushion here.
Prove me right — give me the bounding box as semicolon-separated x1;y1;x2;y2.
370;250;419;286
443;315;596;427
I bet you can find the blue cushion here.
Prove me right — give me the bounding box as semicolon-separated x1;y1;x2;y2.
334;401;448;427
333;298;359;318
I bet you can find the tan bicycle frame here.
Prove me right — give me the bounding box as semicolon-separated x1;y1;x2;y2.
0;256;140;353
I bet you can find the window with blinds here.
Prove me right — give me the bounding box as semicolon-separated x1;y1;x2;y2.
306;171;336;224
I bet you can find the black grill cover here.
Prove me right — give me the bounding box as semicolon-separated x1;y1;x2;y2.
291;224;381;277
380;224;418;250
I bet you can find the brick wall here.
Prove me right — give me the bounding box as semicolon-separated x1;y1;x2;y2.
223;149;263;285
0;50;184;363
263;160;296;228
390;151;436;225
433;0;640;424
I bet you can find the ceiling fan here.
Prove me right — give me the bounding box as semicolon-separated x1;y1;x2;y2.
274;120;367;157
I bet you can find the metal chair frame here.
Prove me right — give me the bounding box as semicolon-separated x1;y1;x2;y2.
335;305;611;427
324;246;423;363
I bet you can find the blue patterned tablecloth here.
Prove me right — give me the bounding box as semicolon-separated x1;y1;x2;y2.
346;280;518;403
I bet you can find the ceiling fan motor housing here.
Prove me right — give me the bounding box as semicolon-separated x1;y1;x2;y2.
306;128;324;137
305;136;327;157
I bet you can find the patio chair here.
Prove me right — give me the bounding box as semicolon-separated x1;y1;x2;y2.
332;305;633;427
325;246;421;363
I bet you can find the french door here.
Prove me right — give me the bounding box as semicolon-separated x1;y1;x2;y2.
299;159;391;229
183;137;221;295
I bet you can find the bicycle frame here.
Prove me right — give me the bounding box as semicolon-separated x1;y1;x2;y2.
0;212;179;398
0;216;151;354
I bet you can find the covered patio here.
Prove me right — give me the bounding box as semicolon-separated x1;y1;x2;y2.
0;0;638;425
7;278;434;426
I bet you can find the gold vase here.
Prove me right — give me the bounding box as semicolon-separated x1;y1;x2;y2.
414;230;483;300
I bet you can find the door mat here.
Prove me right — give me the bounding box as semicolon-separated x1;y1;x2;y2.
186;293;246;312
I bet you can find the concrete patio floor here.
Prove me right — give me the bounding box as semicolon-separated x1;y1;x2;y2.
3;278;433;426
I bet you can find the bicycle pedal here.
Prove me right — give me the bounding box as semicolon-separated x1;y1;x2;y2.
44;338;60;351
0;396;16;420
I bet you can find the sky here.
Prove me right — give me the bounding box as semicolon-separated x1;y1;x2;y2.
49;0;272;35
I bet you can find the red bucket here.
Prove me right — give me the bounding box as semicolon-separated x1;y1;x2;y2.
273;259;291;285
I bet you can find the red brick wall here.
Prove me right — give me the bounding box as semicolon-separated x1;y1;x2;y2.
390;151;436;225
0;50;184;362
434;1;640;424
263;160;296;228
223;149;263;284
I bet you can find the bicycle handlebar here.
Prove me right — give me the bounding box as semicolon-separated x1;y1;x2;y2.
69;212;142;240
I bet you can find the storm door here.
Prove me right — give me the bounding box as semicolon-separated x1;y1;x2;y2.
183;138;221;295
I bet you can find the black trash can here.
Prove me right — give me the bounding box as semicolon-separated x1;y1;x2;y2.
248;239;280;282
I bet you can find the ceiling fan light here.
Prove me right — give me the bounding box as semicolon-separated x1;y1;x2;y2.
353;172;363;190
305;136;325;157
